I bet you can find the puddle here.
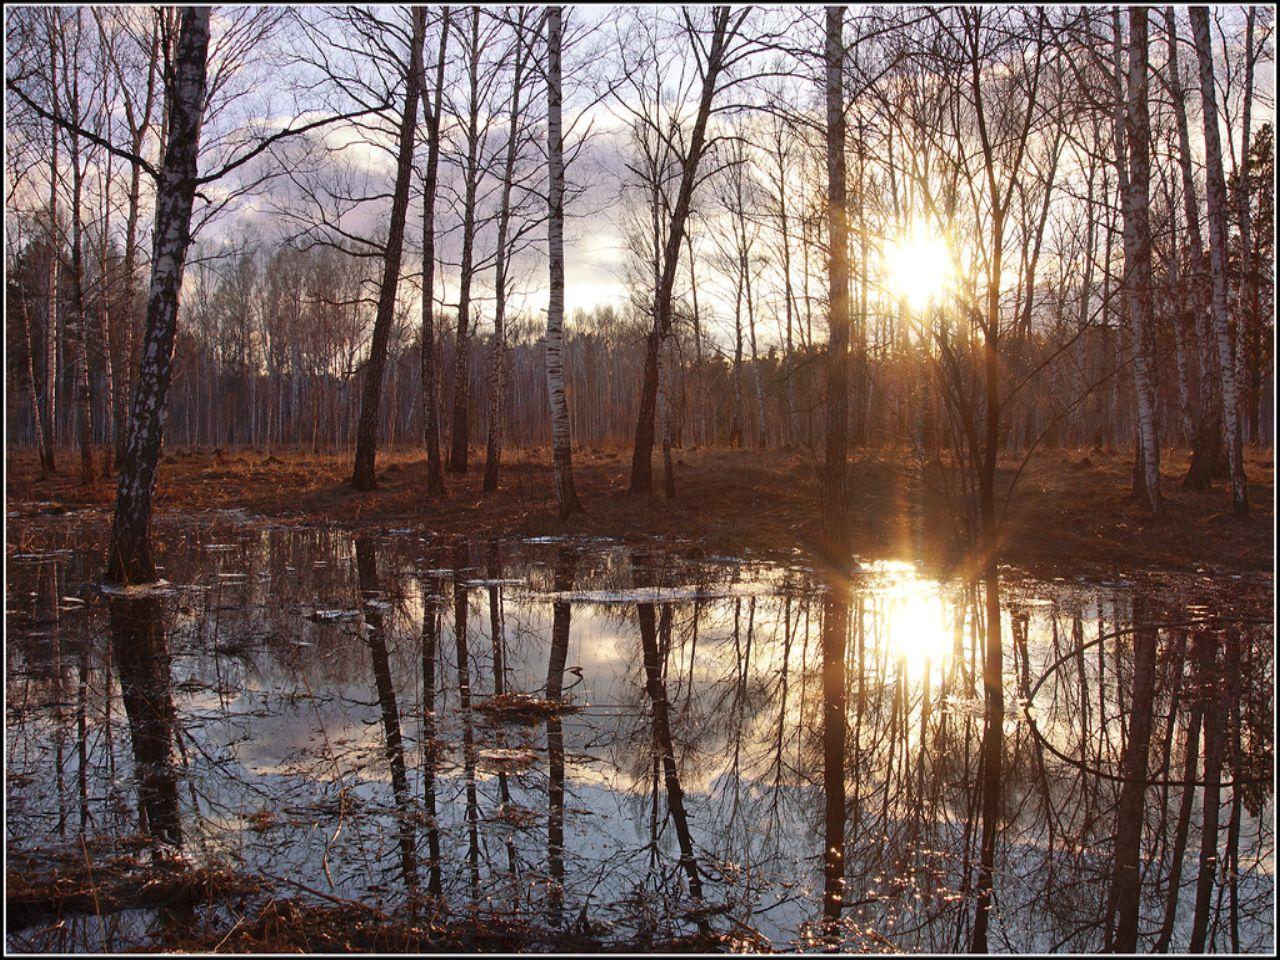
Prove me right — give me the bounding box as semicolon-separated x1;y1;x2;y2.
4;517;1274;952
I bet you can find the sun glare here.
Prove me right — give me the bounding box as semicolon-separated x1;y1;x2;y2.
883;226;955;313
885;585;951;678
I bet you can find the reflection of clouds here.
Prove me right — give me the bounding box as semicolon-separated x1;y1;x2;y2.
6;520;1275;952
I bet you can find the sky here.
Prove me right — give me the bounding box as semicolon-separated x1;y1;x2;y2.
5;5;1273;353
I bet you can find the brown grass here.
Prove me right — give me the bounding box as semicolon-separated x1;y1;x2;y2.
148;895;742;954
5;442;1273;576
6;842;261;933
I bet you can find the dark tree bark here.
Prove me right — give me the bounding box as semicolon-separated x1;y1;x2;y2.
629;7;740;494
1106;610;1159;951
820;6;851;934
351;9;426;491
821;5;851;569
419;8;450;497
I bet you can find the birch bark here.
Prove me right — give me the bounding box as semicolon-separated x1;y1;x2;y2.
1190;6;1249;517
545;6;582;517
105;7;210;584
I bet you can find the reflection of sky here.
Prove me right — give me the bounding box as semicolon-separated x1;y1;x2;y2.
4;520;1275;953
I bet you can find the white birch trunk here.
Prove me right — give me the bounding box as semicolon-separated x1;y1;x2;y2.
1190;7;1249;517
545;6;582;517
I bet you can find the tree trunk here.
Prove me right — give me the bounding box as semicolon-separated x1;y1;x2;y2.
21;299;49;474
484;11;529;495
448;7;483;475
41;10;61;477
64;42;94;486
820;8;851;932
629;7;737;493
104;8;210;585
545;6;582;518
419;7;449;496
822;3;851;570
1190;7;1248;518
1119;8;1161;515
351;9;425;491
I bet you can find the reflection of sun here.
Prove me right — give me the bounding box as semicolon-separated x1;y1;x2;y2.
882;225;954;312
885;585;950;677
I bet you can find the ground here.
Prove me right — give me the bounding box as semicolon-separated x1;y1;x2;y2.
6;443;1272;578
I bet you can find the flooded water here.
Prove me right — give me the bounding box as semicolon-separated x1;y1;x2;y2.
5;513;1274;952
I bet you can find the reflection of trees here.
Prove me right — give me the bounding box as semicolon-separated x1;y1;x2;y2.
355;536;417;895
453;539;481;898
107;595;182;850
4;530;1275;951
633;552;706;915
420;553;444;897
546;545;576;926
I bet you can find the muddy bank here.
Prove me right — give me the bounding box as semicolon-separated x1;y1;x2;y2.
6;444;1273;577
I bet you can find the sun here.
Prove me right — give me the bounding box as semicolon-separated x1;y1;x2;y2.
882;225;954;313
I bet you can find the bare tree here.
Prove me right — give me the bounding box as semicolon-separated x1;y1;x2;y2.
820;7;851;930
627;6;748;494
545;5;582;518
104;7;211;584
484;7;536;495
351;8;426;491
1190;6;1249;518
1119;8;1162;515
420;8;450;497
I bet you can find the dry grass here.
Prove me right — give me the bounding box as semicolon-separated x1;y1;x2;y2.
148;894;743;954
475;692;582;723
6;442;1273;576
6;842;261;933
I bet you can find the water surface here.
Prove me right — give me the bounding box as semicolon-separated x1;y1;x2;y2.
5;514;1273;952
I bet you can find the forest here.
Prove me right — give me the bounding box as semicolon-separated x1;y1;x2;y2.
3;4;1276;955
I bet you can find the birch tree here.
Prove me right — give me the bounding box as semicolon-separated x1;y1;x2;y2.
1119;8;1162;515
104;8;211;584
545;6;582;518
1190;6;1249;518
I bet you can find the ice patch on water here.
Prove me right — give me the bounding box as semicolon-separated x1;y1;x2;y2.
307;608;361;622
